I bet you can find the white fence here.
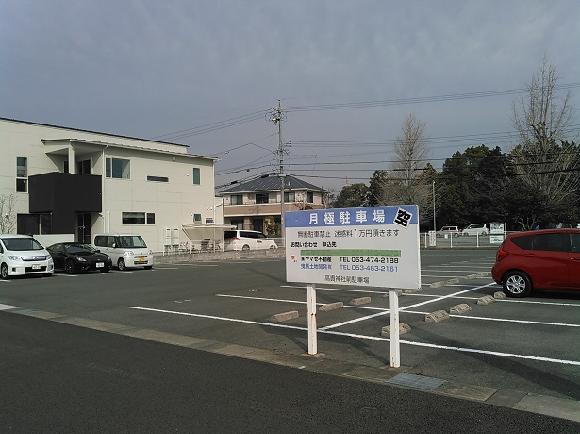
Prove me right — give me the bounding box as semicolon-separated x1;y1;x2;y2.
420;232;512;249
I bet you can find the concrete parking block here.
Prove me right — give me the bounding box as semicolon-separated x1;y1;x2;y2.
350;296;371;306
319;302;344;312
271;310;299;322
424;310;450;323
493;291;507;299
449;304;472;314
381;323;411;337
477;295;496;305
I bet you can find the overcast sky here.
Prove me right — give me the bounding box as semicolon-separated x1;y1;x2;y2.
2;0;579;192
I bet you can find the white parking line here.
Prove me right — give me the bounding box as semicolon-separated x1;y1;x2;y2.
154;267;179;270
218;293;580;329
172;264;219;267
217;293;321;306
401;283;496;310
129;306;580;366
424;265;491;269
0;303;16;309
281;285;579;308
422;274;465;278
402;310;580;328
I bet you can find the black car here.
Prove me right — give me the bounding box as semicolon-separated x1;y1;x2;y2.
47;243;112;274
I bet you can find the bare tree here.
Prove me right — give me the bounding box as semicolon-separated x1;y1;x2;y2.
0;193;16;233
372;113;433;222
512;57;579;208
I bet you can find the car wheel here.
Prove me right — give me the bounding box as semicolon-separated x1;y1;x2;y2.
242;244;250;251
1;263;9;280
144;265;153;270
64;259;76;274
503;271;532;298
117;258;126;271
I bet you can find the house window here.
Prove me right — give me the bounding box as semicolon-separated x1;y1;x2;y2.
206;218;214;224
230;194;243;205
256;192;269;204
193;213;202;223
122;212;145;224
307;191;314;203
16;157;27;192
146;213;156;224
284;191;295;202
192;168;200;185
106;158;130;179
147;175;169;182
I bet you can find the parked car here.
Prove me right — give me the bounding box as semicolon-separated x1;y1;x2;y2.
93;234;154;270
0;234;54;279
437;225;461;237
462;223;489;237
224;230;278;251
47;242;112;274
491;228;580;297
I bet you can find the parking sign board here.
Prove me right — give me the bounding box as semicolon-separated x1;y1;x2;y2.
285;205;421;290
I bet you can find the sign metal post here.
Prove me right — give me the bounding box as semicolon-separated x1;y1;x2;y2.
389;289;400;367
306;283;317;355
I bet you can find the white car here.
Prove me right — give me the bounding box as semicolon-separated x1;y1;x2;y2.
223;230;278;251
93;234;154;271
437;225;461;237
0;234;54;279
462;224;489;236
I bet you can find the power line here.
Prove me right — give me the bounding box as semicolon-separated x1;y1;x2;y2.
150;109;269;141
286;82;580;113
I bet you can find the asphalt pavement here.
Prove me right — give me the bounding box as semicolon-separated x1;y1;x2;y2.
1;311;578;433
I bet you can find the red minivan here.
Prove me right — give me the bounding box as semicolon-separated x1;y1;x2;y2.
491;229;580;297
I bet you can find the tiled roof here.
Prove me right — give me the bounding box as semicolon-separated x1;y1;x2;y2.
220;175;324;193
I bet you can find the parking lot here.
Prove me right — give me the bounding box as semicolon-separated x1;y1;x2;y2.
1;249;579;401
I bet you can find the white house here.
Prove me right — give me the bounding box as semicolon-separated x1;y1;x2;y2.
0;117;223;252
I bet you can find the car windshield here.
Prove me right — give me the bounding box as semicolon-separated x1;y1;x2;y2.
117;236;147;248
1;238;44;251
64;244;96;254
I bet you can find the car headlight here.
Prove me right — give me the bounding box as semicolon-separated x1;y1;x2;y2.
8;256;21;261
76;257;87;262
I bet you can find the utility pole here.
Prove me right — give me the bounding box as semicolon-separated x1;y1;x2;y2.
269;100;288;244
432;180;437;231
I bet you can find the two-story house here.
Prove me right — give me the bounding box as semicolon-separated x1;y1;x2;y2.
219;175;326;236
0;117;221;252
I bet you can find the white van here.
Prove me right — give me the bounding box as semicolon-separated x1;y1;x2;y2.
0;234;54;279
223;230;278;251
93;234;154;271
461;223;489;236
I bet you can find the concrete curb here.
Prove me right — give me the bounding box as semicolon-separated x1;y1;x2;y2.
4;307;580;424
319;302;344;312
271;310;299;322
350;297;372;306
424;310;450;323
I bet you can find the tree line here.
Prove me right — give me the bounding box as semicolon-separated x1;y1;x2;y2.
333;59;580;231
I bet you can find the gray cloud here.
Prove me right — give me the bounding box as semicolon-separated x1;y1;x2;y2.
1;0;579;190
